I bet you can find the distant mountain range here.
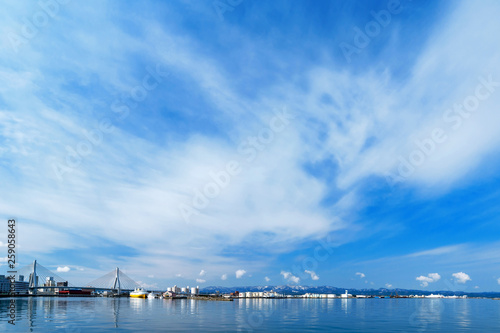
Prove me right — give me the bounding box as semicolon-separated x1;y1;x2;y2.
200;285;500;298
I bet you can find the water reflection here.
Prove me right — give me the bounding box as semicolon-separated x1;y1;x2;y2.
27;297;35;330
0;297;496;332
355;299;366;320
455;299;470;329
189;299;199;315
409;299;444;331
112;298;121;328
129;297;145;311
341;298;348;313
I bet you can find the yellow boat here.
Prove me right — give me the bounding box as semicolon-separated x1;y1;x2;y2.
130;288;148;298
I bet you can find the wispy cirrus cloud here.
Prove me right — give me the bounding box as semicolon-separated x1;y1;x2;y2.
0;0;500;290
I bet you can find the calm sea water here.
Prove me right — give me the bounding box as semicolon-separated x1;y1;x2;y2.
1;297;499;332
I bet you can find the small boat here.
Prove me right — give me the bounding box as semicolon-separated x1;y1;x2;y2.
148;292;158;299
130;288;148;298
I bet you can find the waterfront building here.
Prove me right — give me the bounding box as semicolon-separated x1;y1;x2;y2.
56;281;69;293
0;275;10;293
167;285;199;295
264;291;279;298
15;280;29;294
0;275;29;294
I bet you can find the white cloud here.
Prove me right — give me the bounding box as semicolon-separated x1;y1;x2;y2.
221;274;227;280
417;279;431;287
0;1;499;282
416;273;441;287
407;245;463;258
56;266;70;273
147;275;154;278
474;286;479;289
452;272;471;284
428;273;441;281
305;270;319;280
265;276;270;282
235;269;246;279
137;281;158;289
176;273;182;277
199;269;206;276
196;279;205;283
497;278;500;285
0;2;336;282
355;272;365;279
281;270;300;284
385;283;392;288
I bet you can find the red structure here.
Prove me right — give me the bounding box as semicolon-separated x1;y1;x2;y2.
58;289;92;295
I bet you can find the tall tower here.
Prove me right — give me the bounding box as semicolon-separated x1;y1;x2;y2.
28;260;38;295
112;267;121;295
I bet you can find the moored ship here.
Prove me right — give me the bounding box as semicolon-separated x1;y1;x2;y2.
130;288;148;298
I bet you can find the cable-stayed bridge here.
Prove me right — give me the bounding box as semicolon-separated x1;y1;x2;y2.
86;267;141;292
15;260;76;288
12;260;145;295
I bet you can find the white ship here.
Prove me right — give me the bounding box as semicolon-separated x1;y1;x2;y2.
130;288;148;298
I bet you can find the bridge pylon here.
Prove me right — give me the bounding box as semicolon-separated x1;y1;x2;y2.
86;267;140;292
112;267;121;294
27;260;38;295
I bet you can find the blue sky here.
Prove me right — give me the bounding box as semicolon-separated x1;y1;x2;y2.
1;0;500;292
